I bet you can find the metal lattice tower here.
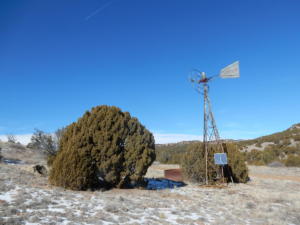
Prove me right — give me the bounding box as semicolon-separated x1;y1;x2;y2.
190;62;240;185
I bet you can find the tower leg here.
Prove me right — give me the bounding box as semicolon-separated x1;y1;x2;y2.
203;84;208;185
202;82;225;184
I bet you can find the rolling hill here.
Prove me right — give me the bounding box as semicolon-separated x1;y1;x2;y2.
156;123;300;166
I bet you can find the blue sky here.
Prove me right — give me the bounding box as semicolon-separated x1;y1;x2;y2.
1;0;300;144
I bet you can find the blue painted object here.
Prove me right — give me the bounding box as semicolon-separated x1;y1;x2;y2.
214;153;228;165
145;178;185;190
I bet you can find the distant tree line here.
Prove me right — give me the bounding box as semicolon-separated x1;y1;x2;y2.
155;142;197;164
156;140;300;167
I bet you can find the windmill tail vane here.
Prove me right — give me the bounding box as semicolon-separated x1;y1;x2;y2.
220;61;240;78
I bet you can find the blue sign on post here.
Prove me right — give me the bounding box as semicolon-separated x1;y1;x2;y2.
214;153;228;165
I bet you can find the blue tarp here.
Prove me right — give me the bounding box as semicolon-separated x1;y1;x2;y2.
145;178;185;190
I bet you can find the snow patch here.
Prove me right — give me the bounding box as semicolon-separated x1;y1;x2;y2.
0;186;20;203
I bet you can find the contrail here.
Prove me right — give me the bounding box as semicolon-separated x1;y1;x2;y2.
85;0;113;21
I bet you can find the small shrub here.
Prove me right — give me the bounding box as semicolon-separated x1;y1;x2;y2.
181;143;211;183
181;142;248;184
282;138;291;146
6;134;17;143
294;135;300;142
261;149;277;164
274;139;280;144
33;165;48;176
49;105;155;190
255;142;262;148
8;142;26;150
251;160;265;166
225;143;249;183
285;155;300;167
245;149;263;163
27;129;56;156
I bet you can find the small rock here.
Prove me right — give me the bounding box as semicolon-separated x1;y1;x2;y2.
33;165;47;176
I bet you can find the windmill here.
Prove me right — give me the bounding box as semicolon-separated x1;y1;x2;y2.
190;61;240;185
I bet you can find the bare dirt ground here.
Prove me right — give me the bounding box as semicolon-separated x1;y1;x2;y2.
1;145;300;225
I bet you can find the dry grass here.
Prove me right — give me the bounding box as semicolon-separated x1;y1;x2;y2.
0;142;46;165
1;148;300;224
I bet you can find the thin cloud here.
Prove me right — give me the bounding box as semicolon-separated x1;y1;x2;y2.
85;1;114;21
0;133;202;145
154;133;202;144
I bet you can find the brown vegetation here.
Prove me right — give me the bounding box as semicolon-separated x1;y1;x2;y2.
49;105;155;190
181;142;248;184
285;155;300;167
155;141;198;164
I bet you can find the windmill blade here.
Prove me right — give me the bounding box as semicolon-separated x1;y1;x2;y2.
220;61;240;78
189;70;204;94
189;70;201;82
189;77;195;83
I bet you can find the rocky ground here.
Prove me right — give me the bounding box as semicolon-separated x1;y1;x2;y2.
0;143;300;225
